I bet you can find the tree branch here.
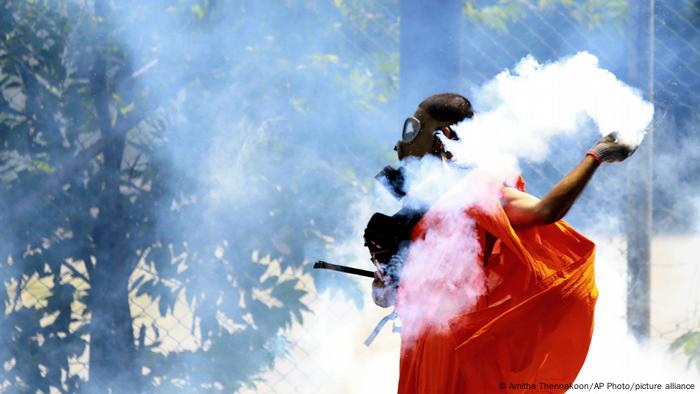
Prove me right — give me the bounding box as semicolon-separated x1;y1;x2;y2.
62;260;90;283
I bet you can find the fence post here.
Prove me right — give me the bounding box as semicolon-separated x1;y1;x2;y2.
626;0;654;341
399;0;462;117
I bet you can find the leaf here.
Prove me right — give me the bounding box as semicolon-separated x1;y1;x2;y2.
191;4;206;20
137;324;146;349
270;279;306;304
129;274;147;292
134;278;156;298
260;275;277;288
119;102;134;116
28;160;55;174
307;54;339;64
670;331;699;352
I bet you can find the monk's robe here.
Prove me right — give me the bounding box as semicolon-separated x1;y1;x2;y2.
396;176;597;394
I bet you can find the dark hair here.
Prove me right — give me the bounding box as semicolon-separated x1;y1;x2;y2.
418;93;474;123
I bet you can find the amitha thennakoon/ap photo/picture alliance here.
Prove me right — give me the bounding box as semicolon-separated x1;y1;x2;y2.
2;1;700;393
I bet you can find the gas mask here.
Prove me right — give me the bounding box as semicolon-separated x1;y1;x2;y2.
394;113;460;160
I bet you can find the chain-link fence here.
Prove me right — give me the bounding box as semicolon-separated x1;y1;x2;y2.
4;1;700;392
243;1;700;392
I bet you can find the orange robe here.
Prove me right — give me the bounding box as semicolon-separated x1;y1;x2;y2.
396;177;597;393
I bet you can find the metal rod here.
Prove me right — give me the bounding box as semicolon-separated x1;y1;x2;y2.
313;261;375;278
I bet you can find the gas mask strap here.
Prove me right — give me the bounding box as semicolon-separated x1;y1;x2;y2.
364;309;398;347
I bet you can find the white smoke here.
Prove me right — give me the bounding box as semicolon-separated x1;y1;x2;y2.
245;50;698;393
442;51;654;170
574;235;700;388
396;168;500;341
388;50;700;389
394;51;662;359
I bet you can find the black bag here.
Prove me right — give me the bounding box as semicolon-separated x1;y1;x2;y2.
363;207;425;288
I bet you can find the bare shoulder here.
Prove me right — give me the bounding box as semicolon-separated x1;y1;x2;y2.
500;187;547;227
500;186;541;204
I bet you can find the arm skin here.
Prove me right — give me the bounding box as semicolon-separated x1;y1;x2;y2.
501;155;600;227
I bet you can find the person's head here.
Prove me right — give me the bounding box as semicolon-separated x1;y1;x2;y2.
395;93;474;160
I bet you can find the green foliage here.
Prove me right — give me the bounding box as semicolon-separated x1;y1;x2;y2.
671;330;700;370
1;0;398;392
465;0;628;32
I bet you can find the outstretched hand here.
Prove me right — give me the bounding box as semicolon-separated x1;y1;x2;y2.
587;131;637;163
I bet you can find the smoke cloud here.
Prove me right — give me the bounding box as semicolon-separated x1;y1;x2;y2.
394;51;655;337
396;166;488;341
443;51;654;170
242;45;700;392
7;0;700;391
385;49;700;389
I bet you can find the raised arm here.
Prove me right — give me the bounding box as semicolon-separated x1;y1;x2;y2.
501;132;636;227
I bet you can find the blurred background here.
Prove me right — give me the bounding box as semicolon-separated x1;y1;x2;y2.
2;0;700;392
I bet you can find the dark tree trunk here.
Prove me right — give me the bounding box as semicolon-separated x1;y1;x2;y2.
85;4;140;389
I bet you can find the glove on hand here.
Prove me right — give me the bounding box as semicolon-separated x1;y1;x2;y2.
587;131;637;163
372;274;397;308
